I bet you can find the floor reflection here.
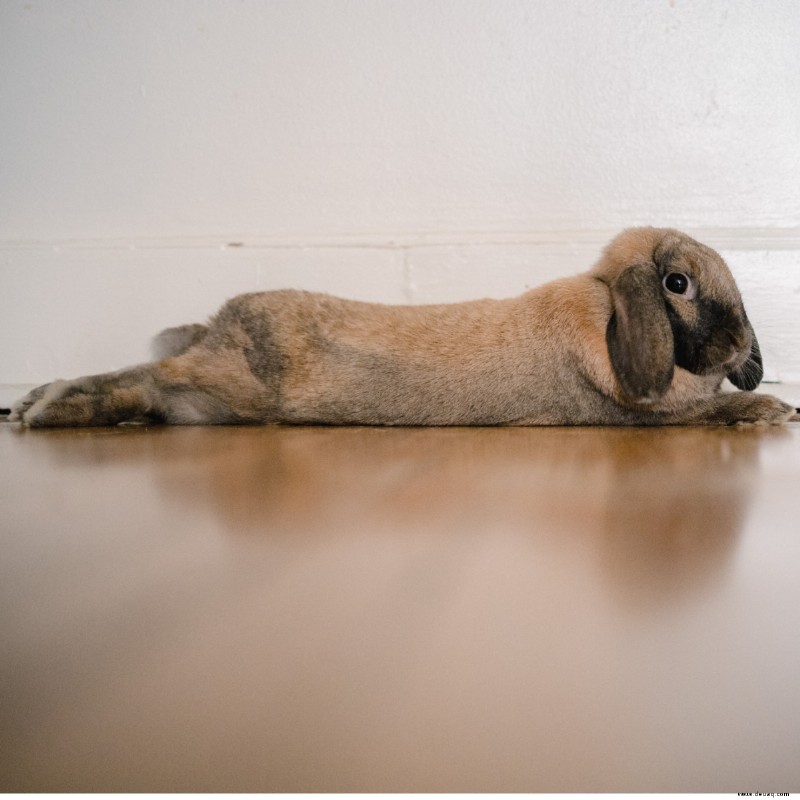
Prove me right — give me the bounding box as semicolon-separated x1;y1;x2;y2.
12;423;787;610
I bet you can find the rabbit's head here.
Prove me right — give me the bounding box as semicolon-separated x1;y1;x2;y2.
593;227;763;404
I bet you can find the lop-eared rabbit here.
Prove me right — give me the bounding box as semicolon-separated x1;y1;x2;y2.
10;227;795;428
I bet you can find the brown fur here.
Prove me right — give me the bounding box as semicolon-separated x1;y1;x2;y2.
10;227;794;428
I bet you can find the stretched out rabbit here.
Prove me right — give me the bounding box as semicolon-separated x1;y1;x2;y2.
10;227;795;427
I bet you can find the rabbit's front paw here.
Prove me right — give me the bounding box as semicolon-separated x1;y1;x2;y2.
708;392;795;426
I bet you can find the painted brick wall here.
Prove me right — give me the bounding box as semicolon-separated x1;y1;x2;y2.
1;1;798;393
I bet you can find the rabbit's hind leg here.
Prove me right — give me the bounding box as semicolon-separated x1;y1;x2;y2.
11;363;248;428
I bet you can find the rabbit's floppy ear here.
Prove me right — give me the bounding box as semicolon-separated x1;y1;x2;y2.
606;262;675;403
727;323;763;391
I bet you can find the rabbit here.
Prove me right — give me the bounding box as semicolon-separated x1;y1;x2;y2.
9;227;795;428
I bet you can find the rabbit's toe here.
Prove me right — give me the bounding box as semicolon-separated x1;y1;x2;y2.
9;382;56;422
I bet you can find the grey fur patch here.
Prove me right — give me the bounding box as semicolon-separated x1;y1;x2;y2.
240;310;285;387
206;295;286;388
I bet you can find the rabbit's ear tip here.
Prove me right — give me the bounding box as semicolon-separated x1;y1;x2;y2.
632;389;669;405
609;360;674;404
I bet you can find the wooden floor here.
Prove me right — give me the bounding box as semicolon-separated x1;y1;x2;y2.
1;420;799;792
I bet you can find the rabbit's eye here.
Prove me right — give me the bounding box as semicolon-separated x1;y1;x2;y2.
663;272;693;297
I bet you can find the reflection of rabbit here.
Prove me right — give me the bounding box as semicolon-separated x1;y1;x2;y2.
11;227;794;427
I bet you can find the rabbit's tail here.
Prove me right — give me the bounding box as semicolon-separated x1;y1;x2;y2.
151;324;209;360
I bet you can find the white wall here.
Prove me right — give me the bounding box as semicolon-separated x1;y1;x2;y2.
1;1;799;399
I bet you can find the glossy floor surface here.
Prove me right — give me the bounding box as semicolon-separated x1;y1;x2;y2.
1;421;799;792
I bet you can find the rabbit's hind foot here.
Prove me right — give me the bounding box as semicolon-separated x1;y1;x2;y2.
10;370;159;428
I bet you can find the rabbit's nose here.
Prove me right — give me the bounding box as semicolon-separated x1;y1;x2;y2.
723;346;740;366
721;327;749;362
